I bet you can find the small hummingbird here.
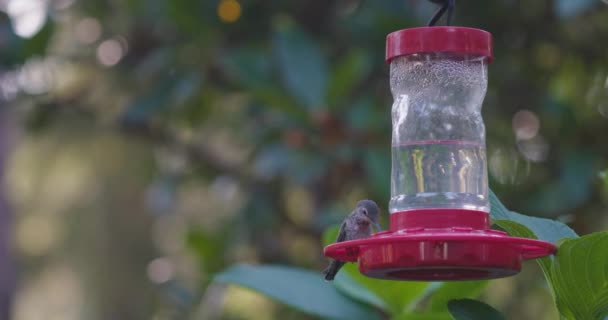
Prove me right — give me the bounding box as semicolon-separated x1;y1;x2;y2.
323;200;382;281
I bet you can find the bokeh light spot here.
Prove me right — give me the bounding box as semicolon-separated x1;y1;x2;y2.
13;264;83;320
16;215;60;256
512;109;540;141
587;73;608;118
223;286;276;320
147;257;175;284
17;57;54;95
287;235;318;265
96;39;125;66
517;135;550;162
598;102;608;118
0;72;19;100
489;147;530;185
285;186;314;226
217;0;242;23
6;0;48;38
76;18;102;45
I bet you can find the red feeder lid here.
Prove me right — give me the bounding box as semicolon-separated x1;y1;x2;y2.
324;209;556;281
386;27;493;63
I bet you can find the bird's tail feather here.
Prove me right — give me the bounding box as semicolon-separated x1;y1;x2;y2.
323;260;345;281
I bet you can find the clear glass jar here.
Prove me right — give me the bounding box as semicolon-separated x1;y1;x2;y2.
389;52;489;213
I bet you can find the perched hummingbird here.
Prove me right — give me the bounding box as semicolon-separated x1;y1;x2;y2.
323;200;382;281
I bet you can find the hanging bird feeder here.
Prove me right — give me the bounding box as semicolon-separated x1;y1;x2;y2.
323;12;556;281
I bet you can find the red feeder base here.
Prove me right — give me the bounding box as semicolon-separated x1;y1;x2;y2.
323;209;556;281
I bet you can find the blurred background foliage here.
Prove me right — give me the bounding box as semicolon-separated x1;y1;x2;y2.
0;0;607;319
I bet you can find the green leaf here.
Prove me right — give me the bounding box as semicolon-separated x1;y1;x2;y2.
600;170;608;187
447;299;506;320
186;229;227;274
396;313;453;320
428;281;489;312
555;0;597;18
323;226;387;310
364;148;391;203
323;226;386;310
525;152;595;215
550;233;608;320
493;220;554;285
165;0;204;32
22;19;54;58
327;50;372;107
323;226;429;315
122;79;176;124
336;264;429;315
491;192;608;319
346;98;374;131
221;49;307;120
490;190;576;296
322;225;341;247
222;49;273;88
489;190;578;244
3;18;55;66
332;269;388;310
214;264;382;320
285;149;329;185
273;22;328;110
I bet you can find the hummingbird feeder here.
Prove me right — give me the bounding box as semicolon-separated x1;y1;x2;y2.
323;26;556;280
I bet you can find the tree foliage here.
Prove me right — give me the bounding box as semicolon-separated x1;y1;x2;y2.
2;0;608;319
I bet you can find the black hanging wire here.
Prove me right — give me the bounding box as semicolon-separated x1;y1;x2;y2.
427;0;455;26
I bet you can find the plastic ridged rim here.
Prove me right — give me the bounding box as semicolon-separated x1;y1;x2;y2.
323;210;556;281
324;231;556;281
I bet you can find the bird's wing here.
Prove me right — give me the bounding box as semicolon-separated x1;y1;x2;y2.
336;221;348;242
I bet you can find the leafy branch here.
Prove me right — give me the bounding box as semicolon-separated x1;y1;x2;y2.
213;190;608;319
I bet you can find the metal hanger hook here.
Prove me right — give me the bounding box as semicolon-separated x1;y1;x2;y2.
427;0;455;26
